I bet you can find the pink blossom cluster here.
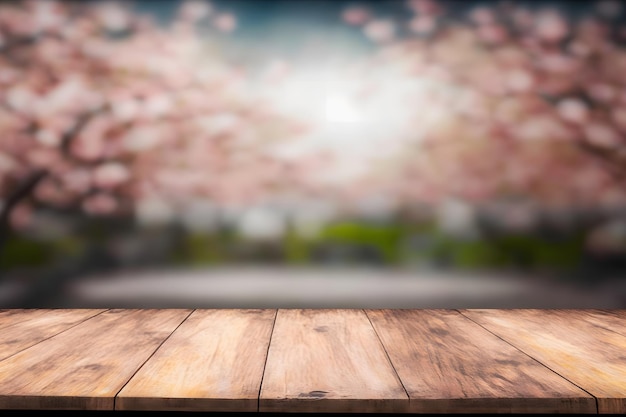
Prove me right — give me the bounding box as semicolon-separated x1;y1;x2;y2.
3;0;626;235
0;0;320;230
342;0;626;211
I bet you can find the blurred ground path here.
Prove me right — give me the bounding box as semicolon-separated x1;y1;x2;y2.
2;266;623;309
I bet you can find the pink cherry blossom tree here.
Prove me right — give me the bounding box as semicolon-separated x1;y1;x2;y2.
4;0;626;274
340;0;626;218
0;0;313;258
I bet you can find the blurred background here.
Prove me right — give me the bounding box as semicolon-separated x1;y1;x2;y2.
1;0;626;308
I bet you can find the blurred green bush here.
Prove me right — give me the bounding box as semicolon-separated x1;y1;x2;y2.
0;219;601;278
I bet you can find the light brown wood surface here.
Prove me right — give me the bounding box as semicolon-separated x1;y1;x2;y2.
0;309;190;410
366;309;596;414
0;309;624;413
0;309;101;331
560;309;626;337
0;309;105;361
460;309;626;414
116;309;276;412
0;309;48;329
259;309;408;413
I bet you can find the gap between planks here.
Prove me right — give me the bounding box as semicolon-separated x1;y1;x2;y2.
112;309;196;411
455;308;600;414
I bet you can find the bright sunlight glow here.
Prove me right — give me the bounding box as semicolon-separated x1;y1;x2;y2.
324;93;361;124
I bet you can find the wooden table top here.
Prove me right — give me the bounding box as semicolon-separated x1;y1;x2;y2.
0;308;623;413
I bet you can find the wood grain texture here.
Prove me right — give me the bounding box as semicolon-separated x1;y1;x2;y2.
560;309;626;337
260;309;408;413
0;309;190;410
366;309;596;414
461;309;626;414
116;309;276;412
0;309;105;362
0;309;102;331
0;309;47;329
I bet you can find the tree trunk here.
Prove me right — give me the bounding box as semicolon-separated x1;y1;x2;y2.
0;169;48;276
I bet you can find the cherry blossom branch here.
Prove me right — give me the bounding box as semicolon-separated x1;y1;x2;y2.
0;105;107;256
60;105;108;156
576;141;626;182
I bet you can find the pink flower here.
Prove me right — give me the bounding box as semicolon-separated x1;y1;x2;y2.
512;8;534;30
143;95;173;119
505;69;534;93
568;41;592;57
469;7;496;25
62;169;92;193
27;149;60;169
6;86;37;113
407;0;441;16
82;193;118;216
32;0;67;33
34;180;65;204
96;2;131;32
0;154;17;174
587;83;616;103
477;24;508;45
93;162;130;189
179;0;212;22
112;99;140;122
534;11;569;43
611;107;626;131
71;134;105;161
9;204;32;231
122;124;164;152
35;129;61;147
0;6;36;37
556;98;589;124
539;53;579;74
342;7;370;26
585;123;622;148
213;13;236;33
409;16;437;35
363;20;396;43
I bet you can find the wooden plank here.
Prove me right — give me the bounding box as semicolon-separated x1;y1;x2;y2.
0;309;191;410
0;309;105;362
560;309;626;338
0;310;48;329
0;309;100;331
461;309;626;414
260;309;408;413
366;309;596;414
116;309;276;412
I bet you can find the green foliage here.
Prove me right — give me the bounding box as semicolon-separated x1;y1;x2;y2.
418;232;586;271
520;234;585;271
0;217;589;274
0;236;53;269
450;239;508;269
170;232;225;265
284;227;311;264
52;237;85;258
0;235;89;271
315;221;406;264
